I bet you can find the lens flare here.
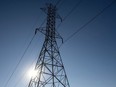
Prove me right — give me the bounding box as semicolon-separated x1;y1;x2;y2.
28;68;38;78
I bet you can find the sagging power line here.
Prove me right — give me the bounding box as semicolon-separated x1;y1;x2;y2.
59;0;116;48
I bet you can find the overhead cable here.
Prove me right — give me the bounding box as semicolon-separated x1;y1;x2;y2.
59;0;116;48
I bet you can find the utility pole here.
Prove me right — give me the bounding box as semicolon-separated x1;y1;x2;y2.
28;3;70;87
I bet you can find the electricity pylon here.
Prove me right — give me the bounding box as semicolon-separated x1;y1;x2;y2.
28;3;70;87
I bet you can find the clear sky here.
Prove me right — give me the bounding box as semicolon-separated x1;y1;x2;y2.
0;0;116;87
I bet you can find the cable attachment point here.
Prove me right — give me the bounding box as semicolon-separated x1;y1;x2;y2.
55;31;63;44
35;27;46;35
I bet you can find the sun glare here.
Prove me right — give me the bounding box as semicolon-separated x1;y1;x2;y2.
27;68;38;79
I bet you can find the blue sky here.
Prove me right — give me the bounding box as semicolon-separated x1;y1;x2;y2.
0;0;116;87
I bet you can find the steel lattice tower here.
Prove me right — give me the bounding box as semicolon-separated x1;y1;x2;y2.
28;3;70;87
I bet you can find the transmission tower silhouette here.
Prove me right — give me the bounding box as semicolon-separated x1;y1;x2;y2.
28;3;70;87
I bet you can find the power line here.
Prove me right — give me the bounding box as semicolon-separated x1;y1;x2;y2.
3;19;46;87
56;0;82;29
13;52;38;87
3;8;46;87
4;20;46;87
4;1;55;87
56;0;65;8
12;33;44;87
59;0;116;48
3;34;35;87
4;0;116;86
55;0;62;6
63;0;82;21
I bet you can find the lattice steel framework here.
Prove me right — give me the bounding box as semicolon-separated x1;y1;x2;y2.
28;3;70;87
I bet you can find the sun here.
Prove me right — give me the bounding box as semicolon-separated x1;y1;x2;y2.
27;68;38;79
